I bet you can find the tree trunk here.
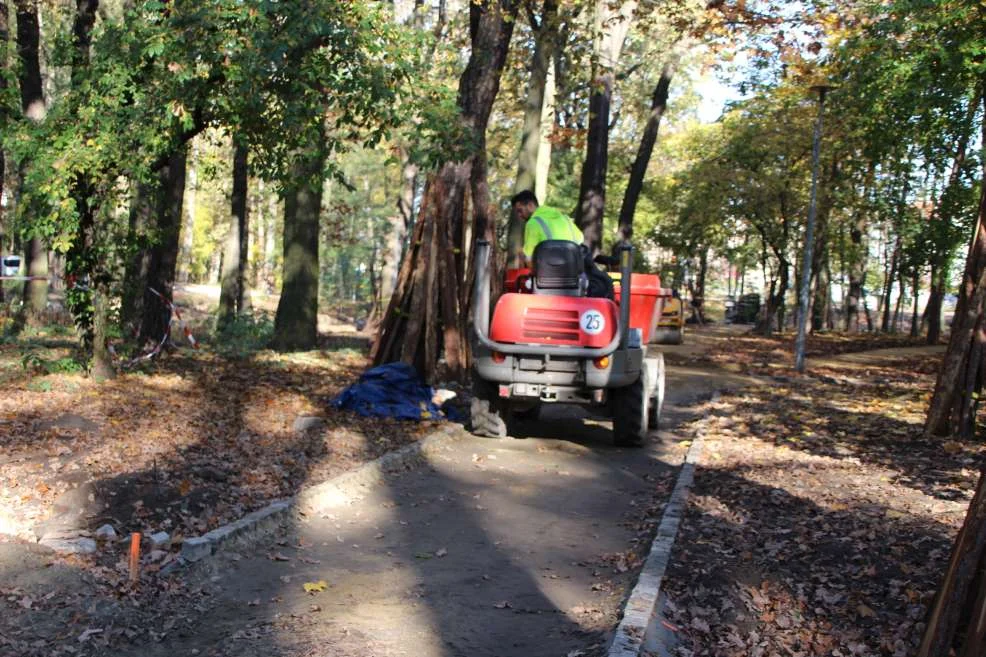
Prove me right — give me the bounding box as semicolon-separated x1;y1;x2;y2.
574;0;637;253
509;0;558;267
757;256;789;336
378;154;416;318
0;2;8;304
846;218;865;332
534;60;555;202
218;140;249;327
927;260;946;344
917;470;986;657
911;270;921;337
692;249;707;324
179;142;198;283
271;145;324;352
120;181;154;338
892;264;906;333
617;59;674;243
926;95;986;437
138;147;188;345
15;0;47;319
881;234;899;332
373;0;518;382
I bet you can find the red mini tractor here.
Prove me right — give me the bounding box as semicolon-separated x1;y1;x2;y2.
470;240;665;446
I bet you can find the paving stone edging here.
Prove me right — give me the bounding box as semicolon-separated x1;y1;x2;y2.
607;393;719;657
172;424;464;569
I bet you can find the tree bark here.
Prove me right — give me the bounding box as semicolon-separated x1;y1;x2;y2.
911;270;921;337
881;234;900;332
0;2;8;303
15;0;47;318
378;153;416;319
272;144;324;352
917;470;986;657
846;216;865;332
137;147;188;346
373;0;518;381
926;97;986;437
757;255;789;336
927;263;946;343
120;181;154;339
574;0;637;253
617;59;674;244
509;0;558;266
218;139;249;327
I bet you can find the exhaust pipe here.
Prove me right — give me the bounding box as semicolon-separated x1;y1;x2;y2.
618;244;633;349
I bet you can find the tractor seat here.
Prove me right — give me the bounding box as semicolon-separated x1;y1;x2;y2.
532;240;587;296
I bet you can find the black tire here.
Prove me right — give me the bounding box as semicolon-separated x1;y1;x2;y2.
648;354;665;430
470;377;508;438
612;369;649;447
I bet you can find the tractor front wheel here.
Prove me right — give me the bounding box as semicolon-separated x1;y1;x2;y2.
612;369;649;447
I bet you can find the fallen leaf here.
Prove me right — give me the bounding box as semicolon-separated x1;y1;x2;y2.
303;580;328;594
268;552;291;562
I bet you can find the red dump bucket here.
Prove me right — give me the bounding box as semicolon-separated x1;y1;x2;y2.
613;273;663;343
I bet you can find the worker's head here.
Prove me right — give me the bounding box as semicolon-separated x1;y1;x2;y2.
510;190;539;222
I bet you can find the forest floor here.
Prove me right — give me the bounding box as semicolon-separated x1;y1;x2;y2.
658;332;976;657
0;313;974;656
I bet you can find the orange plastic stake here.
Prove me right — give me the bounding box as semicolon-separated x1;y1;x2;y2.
128;532;141;584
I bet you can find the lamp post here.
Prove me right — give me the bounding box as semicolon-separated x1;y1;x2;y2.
794;84;832;373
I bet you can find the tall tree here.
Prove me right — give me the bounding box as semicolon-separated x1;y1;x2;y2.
136;147;187;348
218;139;249;328
508;0;559;266
373;0;519;381
617;58;674;243
574;0;636;253
271;143;324;352
0;1;9;296
14;0;47;319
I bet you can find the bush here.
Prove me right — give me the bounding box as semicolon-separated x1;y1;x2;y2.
213;312;275;356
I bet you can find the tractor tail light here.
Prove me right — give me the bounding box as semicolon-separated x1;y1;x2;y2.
593;356;610;369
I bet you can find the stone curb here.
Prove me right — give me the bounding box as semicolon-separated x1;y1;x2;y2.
607;393;719;657
170;424;464;571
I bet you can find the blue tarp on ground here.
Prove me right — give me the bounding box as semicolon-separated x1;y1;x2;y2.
331;362;443;420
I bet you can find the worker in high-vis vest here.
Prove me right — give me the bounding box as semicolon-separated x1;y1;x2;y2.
510;190;584;267
510;190;614;299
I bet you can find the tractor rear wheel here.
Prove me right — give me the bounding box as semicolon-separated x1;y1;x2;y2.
612;369;648;447
470;377;508;438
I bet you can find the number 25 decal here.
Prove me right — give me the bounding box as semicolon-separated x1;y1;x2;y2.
580;310;605;336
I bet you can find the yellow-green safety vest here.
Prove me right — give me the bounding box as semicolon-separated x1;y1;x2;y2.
522;207;584;257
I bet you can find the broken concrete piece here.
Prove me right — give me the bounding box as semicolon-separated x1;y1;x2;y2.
149;531;170;548
293;416;325;432
40;536;97;555
94;524;117;541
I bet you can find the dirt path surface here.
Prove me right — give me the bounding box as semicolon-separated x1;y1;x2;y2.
95;365;746;657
